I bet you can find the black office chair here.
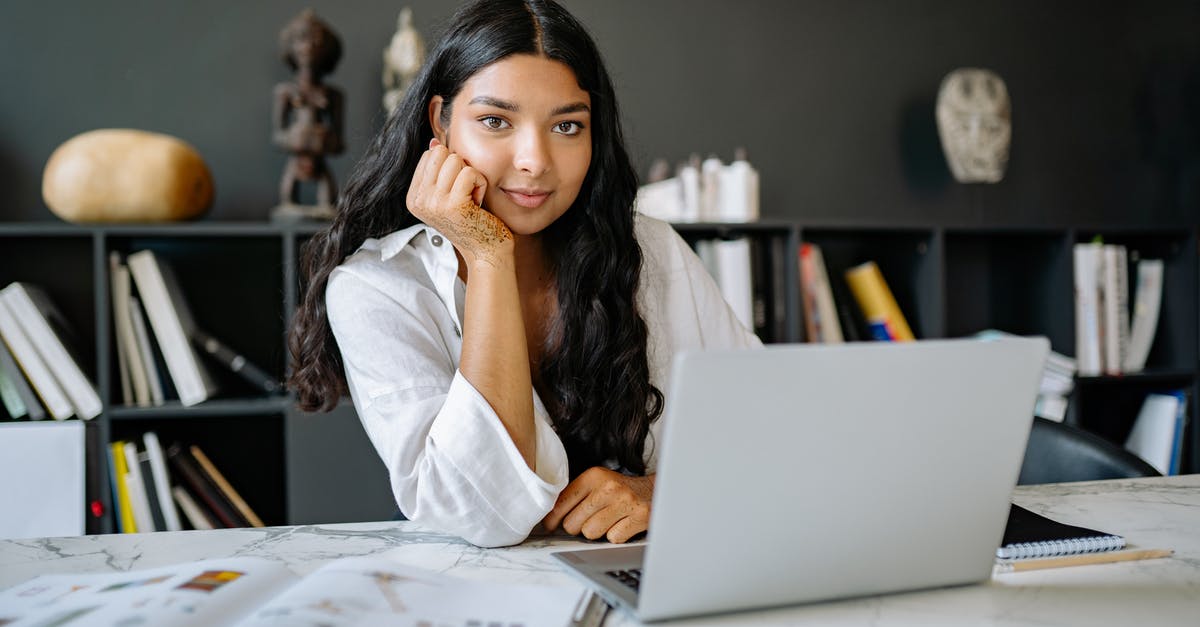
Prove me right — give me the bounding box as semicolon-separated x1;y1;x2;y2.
1017;417;1161;485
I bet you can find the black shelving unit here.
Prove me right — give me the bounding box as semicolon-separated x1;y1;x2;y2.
1;220;1196;535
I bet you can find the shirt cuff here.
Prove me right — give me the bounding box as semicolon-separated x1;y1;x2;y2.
428;371;569;536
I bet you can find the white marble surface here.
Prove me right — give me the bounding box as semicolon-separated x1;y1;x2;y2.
1;475;1197;625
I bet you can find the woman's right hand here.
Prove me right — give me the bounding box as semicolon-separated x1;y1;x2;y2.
406;138;514;268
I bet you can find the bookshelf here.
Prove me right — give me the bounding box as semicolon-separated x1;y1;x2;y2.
0;222;396;535
0;220;1195;535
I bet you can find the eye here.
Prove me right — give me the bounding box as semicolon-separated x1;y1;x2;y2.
479;116;510;130
553;121;585;136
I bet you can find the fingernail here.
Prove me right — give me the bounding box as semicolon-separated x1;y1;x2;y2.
429;137;439;149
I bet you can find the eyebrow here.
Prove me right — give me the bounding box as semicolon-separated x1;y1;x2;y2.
467;96;590;116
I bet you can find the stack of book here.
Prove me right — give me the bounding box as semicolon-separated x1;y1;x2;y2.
110;250;279;408
1073;241;1163;376
108;431;264;532
976;329;1077;422
0;283;100;421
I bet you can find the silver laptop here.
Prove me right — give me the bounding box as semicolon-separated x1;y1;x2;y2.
553;337;1048;622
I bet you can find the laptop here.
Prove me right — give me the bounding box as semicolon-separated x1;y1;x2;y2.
552;337;1049;622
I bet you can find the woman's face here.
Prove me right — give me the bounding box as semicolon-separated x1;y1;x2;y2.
430;54;592;236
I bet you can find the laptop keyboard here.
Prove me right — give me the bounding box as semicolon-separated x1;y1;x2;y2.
605;568;642;591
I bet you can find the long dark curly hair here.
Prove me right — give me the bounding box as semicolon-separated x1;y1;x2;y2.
288;0;663;476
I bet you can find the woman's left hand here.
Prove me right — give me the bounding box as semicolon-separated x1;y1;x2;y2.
542;467;654;543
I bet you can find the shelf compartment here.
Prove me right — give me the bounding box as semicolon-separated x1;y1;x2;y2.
105;235;286;404
109;413;286;527
1073;229;1198;371
799;228;940;340
943;231;1072;351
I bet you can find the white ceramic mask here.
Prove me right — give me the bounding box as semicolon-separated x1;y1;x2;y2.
936;68;1011;183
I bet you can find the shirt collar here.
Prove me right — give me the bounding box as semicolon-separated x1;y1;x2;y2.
378;222;433;261
374;221;465;336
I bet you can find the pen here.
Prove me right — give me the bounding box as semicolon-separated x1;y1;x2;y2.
996;548;1173;573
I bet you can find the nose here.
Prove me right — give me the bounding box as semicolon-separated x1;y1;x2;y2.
512;129;551;177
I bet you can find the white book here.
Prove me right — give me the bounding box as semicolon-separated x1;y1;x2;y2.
0;296;74;420
127;251;216;407
172;485;214;530
1123;259;1164;373
112;254;152;406
1072;243;1103;376
129;297;165;406
808;244;843;343
1100;245;1128;375
1124;392;1182;475
1;283;101;420
108;253;133;406
713;237;755;332
122;441;156;533
143;432;183;531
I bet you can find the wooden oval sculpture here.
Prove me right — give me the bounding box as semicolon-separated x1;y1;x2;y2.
42;129;214;223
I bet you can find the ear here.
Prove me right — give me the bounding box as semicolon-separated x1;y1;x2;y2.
428;95;448;145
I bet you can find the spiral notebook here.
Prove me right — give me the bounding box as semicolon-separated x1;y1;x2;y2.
997;504;1126;559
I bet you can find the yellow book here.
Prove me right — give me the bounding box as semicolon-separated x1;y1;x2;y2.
844;261;915;342
109;441;137;533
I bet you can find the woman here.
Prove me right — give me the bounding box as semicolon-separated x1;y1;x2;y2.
288;0;759;548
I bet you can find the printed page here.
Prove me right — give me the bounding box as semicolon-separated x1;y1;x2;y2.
234;555;585;627
0;557;296;627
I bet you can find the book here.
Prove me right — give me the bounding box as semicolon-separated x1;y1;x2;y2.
844;261;915;341
166;443;246;528
191;328;280;395
122;441;156;533
109;441;137;533
143;432;183;531
128;296;165;406
997;503;1125;560
138;451;168;532
1125;391;1187;475
1;283;101;420
0;337;37;420
172;485;216;530
1073;242;1104;376
190;445;265;528
108;252;133;406
127;250;218;406
1123;258;1164;373
713;237;755;332
0;555;586;627
0;295;74;420
1100;244;1129;375
798;243;843;343
111;253;152;407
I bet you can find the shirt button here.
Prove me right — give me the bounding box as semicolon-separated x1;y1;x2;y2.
431;234;444;247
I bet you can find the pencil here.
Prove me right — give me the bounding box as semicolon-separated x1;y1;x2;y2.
997;548;1174;573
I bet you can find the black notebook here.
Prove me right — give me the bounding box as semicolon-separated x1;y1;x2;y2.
997;504;1126;559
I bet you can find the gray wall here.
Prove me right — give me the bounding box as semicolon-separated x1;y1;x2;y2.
3;1;1198;226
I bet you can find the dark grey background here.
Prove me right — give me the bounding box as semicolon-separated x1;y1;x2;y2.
2;0;1198;226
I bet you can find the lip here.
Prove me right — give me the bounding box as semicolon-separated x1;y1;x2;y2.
501;187;552;209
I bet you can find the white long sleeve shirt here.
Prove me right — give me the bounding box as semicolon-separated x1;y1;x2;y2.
326;214;761;547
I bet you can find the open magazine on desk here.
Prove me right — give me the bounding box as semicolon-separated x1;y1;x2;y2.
0;553;594;627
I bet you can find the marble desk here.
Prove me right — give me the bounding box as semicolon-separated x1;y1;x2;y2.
1;475;1198;626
